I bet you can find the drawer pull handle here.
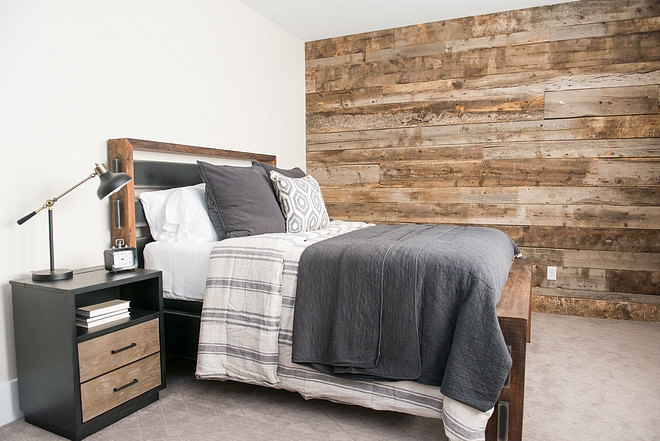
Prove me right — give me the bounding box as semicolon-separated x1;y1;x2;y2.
113;378;138;392
111;342;137;354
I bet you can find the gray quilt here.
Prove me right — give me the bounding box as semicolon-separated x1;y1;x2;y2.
291;224;520;412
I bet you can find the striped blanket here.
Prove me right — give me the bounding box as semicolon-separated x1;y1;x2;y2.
196;221;493;441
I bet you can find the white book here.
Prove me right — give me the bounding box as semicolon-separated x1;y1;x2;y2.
76;299;131;318
76;309;129;324
76;311;130;328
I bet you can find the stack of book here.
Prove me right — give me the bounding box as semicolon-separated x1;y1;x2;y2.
76;299;130;328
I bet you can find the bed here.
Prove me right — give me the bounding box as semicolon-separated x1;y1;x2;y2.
107;138;532;441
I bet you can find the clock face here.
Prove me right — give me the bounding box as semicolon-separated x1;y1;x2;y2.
104;246;137;272
113;250;135;268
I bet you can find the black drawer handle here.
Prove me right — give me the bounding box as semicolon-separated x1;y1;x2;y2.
111;342;137;355
113;378;138;392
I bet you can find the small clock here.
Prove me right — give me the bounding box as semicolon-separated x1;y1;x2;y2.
104;239;138;273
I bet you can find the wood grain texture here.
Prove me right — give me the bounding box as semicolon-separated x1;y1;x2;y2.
80;353;161;423
78;319;160;383
488;259;532;440
306;0;660;324
544;85;658;119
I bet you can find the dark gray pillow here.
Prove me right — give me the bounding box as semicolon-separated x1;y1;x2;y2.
197;161;286;240
251;161;306;180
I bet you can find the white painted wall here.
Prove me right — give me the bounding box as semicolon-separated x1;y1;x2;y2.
0;0;304;425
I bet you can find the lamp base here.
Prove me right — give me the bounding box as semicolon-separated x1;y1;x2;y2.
31;268;73;282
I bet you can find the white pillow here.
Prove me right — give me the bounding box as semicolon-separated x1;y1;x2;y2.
269;171;330;233
139;184;218;242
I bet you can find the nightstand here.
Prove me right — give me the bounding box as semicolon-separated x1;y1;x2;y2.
10;266;165;440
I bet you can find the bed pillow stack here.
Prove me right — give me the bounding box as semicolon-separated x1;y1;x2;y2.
140;160;331;242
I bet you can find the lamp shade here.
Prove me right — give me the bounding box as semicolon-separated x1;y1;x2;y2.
95;163;132;200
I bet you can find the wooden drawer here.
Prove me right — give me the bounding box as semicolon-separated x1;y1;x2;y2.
78;319;160;383
80;352;161;422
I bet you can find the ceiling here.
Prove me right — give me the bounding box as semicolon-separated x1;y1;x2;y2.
238;0;576;42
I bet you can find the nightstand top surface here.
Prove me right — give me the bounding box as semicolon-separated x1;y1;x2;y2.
10;266;161;294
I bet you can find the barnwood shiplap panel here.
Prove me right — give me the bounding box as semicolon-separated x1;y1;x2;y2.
441;32;660;80
544;85;659;119
320;186;660;207
306;1;660;319
482;138;660;160
382;62;660;105
501;226;660;253
564;250;660;272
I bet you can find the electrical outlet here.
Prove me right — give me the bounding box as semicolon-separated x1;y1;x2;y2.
547;266;557;281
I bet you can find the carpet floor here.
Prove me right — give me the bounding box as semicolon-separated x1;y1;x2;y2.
1;312;658;440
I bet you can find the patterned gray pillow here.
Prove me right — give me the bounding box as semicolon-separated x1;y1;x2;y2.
269;171;330;233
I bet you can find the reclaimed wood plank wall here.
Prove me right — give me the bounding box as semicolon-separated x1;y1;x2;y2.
305;0;660;321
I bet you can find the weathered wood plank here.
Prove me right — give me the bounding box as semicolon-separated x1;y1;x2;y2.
394;9;533;48
326;115;660;147
320;185;659;207
517;247;564;266
564;250;660;271
499;226;660;253
445;16;660;54
325;201;660;229
442;32;660;79
305;29;394;60
306;87;383;111
517;186;660;207
306;52;365;70
321;186;518;204
307;95;544;132
524;204;660;229
392;1;657;49
445;28;549;54
307;144;483;165
529;0;660;30
591;159;660;186
307;127;421;148
419;115;660;145
308;165;380;186
550;16;660;42
544;85;659;119
312;55;444;93
380;158;596;187
365;42;445;62
606;270;660;295
483;138;660;160
305;71;316;94
532;289;660;321
324;201;526;225
383;62;660;104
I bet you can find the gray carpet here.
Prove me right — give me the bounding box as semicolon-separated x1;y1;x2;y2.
1;313;659;440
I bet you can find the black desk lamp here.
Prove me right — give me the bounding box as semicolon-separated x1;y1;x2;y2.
17;163;132;281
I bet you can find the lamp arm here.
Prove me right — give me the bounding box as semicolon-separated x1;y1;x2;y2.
16;171;97;225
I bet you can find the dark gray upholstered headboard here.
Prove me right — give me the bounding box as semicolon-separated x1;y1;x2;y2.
107;138;276;267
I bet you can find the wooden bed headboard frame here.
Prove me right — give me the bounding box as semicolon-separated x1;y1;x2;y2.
107;138;276;264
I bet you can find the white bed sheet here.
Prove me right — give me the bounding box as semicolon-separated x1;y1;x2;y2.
143;240;217;302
